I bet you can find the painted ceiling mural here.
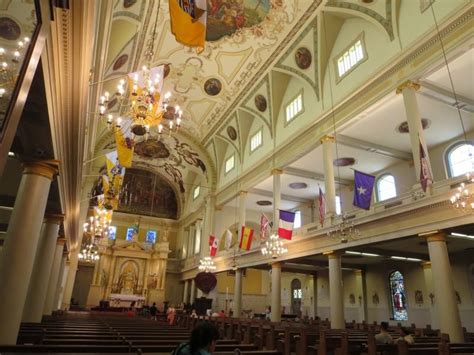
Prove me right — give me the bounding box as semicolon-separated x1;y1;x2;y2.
98;0;314;142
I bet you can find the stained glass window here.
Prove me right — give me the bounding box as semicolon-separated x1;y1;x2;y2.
146;230;157;243
389;270;408;320
126;227;134;241
108;226;117;240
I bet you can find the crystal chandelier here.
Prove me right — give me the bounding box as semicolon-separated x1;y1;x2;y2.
0;37;30;98
78;238;100;263
83;208;112;239
450;173;474;211
198;257;216;273
327;214;360;243
261;233;288;258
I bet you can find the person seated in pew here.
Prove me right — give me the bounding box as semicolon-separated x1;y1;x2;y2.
397;327;415;345
172;322;219;355
375;322;394;345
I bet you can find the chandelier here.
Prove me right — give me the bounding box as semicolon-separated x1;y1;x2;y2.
78;238;100;263
261;233;288;258
327;214;360;243
450;173;474;211
198;257;216;273
83;208;112;239
0;36;30;98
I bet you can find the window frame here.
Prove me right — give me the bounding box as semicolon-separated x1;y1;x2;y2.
388;270;408;321
225;154;235;174
293;210;302;229
333;32;368;83
193;185;200;200
126;227;134;241
108;226;117;240
375;173;397;202
444;140;474;178
335;195;342;215
284;90;304;125
146;230;157;244
194;223;201;255
250;128;263;153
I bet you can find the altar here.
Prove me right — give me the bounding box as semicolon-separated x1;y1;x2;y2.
108;293;146;308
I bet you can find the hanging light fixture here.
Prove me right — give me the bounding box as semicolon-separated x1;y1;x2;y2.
78;236;100;263
198;257;216;273
327;214;360;243
0;37;30;98
83;208;112;239
261;233;288;258
450;174;474;211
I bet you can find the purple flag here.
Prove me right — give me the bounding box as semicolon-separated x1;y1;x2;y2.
353;170;375;210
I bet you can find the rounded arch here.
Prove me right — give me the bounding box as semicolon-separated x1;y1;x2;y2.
443;140;474;178
375;173;397;202
388;270;408;321
290;278;302;317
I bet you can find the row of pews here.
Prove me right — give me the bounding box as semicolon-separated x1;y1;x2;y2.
0;312;281;354
176;314;474;355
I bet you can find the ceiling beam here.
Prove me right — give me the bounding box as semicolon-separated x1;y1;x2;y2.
419;80;474;113
284;167;352;186
336;134;413;161
249;188;312;204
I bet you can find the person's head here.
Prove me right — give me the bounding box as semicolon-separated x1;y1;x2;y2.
381;322;389;331
189;322;219;352
192;309;196;313
400;327;412;336
153;302;156;306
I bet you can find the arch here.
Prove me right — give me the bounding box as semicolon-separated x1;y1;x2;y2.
388;270;408;321
376;174;397;202
444;141;474;178
291;278;302;316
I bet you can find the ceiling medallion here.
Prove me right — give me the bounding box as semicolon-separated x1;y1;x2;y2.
256;200;272;206
289;182;308;189
295;47;312;70
227;126;237;141
333;157;356;167
204;78;222;96
255;94;267;112
113;54;128;71
397;118;430;133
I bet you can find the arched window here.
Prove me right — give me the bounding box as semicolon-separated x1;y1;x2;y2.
291;279;302;316
446;142;474;178
389;271;408;321
376;174;397;202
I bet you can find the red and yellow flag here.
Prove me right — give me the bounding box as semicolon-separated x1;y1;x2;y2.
169;0;207;50
239;226;254;251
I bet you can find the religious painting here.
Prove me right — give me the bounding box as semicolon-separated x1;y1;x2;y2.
163;63;171;78
389;270;408;320
123;0;138;8
254;94;267;112
227;126;237;141
349;293;355;305
372;292;379;305
117;260;139;295
206;0;271;41
415;290;423;304
295;47;312;70
113;54;128;71
146;230;157;243
134;140;171;159
0;17;21;40
204;78;222;96
118;168;178;219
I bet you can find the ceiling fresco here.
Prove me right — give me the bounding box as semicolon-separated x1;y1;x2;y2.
98;0;315;141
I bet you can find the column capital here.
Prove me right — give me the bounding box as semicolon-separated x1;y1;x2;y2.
421;261;431;269
44;214;64;225
396;80;420;94
353;269;363;275
215;204;224;211
419;230;446;243
324;250;343;259
23;160;60;181
271;168;283;175
271;261;282;269
238;190;248;196
320;135;335;144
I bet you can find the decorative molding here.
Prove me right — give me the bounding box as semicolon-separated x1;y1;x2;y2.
396;80;421;94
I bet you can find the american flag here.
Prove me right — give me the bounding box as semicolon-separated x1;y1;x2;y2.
259;213;270;241
419;136;432;193
318;186;326;227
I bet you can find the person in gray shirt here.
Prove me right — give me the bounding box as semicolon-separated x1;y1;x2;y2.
375;322;394;345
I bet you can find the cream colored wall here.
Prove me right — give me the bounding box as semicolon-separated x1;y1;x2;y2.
165;272;183;308
71;264;94;307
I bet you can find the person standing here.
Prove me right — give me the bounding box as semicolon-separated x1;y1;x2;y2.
150;302;158;321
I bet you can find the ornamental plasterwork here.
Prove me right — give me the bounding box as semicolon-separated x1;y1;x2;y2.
241;74;273;137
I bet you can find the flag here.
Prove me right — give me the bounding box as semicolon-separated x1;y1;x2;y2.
318;186;326;226
114;125;134;168
259;214;270;241
353;170;375;210
209;235;218;257
239;226;254;251
278;210;296;240
419;136;432;192
224;229;233;250
169;0;207;50
104;151;125;210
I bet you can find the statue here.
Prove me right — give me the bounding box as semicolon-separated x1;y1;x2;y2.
118;270;137;295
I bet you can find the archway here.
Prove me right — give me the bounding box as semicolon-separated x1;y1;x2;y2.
291;278;302;317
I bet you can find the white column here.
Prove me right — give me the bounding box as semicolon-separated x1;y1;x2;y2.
57;260;70;310
271;262;282;322
397;81;433;186
194;220;202;256
272;170;282;228
22;216;63;322
43;237;66;315
201;195;216;256
183;280;190;304
61;248;79;309
321;136;336;216
53;252;68;311
0;160;59;344
233;269;243;318
328;252;345;329
190;279;196;305
238;191;247;238
187;225;194;259
354;269;367;323
312;273;318;319
422;262;437;328
425;232;463;342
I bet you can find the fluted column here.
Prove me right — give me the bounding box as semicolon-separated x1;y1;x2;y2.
22;215;63;322
327;251;345;329
397;81;433;187
233;269;243;318
272;170;282;228
271;262;282;322
57;259;70;309
43;237;66;315
424;232;463;342
190;279;196;305
238;191;247;238
321;136;336;216
0;160;59;344
183;280;190;304
312;273;318;319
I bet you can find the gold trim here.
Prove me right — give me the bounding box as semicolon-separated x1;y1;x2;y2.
23;160;60;180
426;232;446;243
320;135;335;144
324;250;343;258
421;261;431;269
44;213;65;225
396;80;421;94
271;168;283;175
57;237;66;245
271;261;282;268
239;190;248;196
353;269;363;275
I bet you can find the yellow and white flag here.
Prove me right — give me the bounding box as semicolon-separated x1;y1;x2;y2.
169;0;207;50
114;125;134;168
